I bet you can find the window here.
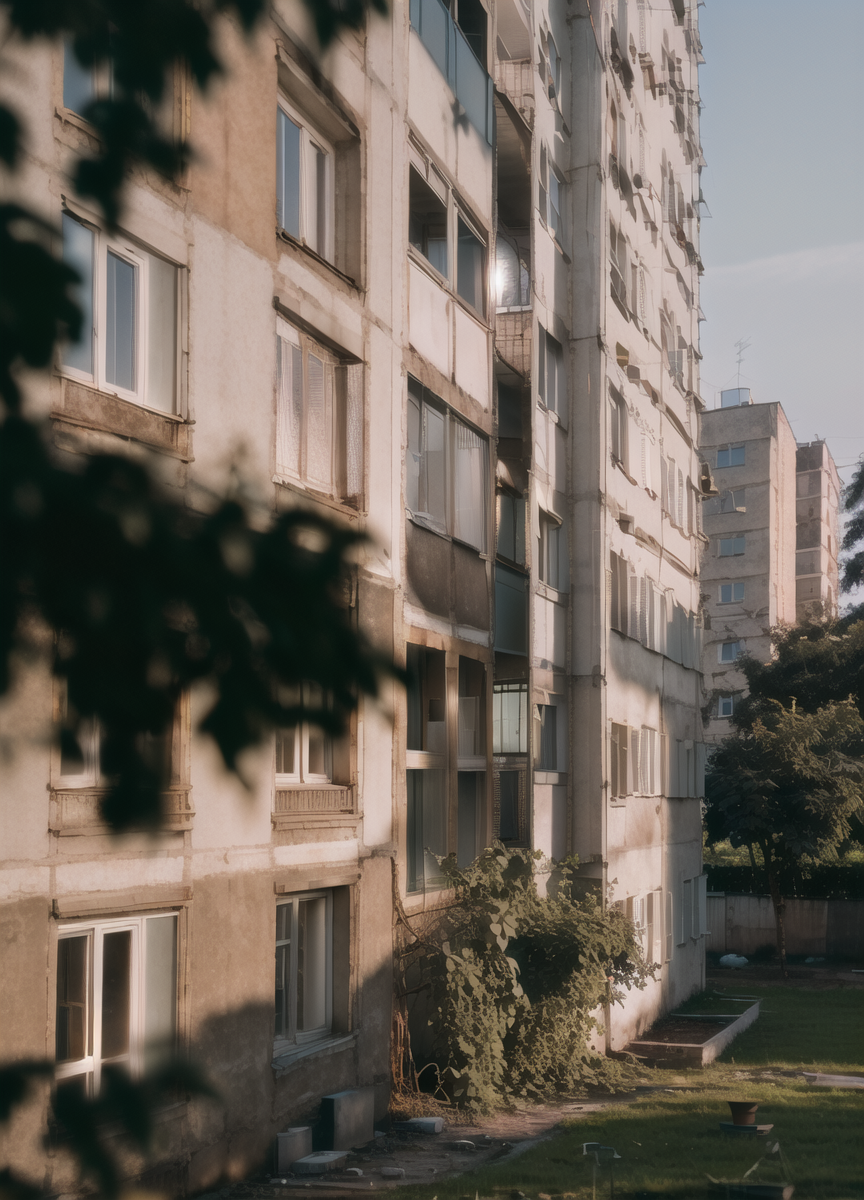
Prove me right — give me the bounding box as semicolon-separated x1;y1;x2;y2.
61;213;180;413
275;893;332;1050
63;40;113;117
609;387;628;466
493;683;528;754
406;645;487;891
538;325;566;416
456;215;487;315
277;103;333;261
718;640;743;663
409;0;493;143
720;488;746;513
275;684;334;784
535;703;563;771
609;550;630;634
497;492;526;565
409;166;449;277
406;377;489;551
544;32;561;101
495;228;530;310
719;582;745;604
717;693;740;719
719;536;746;557
717;444;746;468
610;722;628;798
539;145;563;241
276;318;363;505
55;914;177;1095
538;512;563;590
494;768;525;842
494;563;528;655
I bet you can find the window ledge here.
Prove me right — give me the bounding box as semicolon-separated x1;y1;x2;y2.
273;785;356;821
534;771;567;785
272;1032;356;1075
50;787;194;835
272;474;364;520
53;379;192;461
276;228;359;291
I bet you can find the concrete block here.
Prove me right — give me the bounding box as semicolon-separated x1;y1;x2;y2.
277;1127;313;1173
291;1151;349;1175
380;1168;405;1178
319;1087;375;1150
394;1117;444;1134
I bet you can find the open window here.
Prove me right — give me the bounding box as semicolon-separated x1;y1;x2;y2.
409;167;449;278
274;889;349;1057
538;325;566;417
538;511;565;591
718;640;743;664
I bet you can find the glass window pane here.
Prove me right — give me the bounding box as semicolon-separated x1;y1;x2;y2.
106;252;137;391
406;391;422;516
297;897;328;1032
61;214;94;375
305;352;333;491
147;253;177;413
306;724;332;779
421;403;446;528
277;334;303;477
406;769;447;892
497;770;520;840
416;0;449;76
276;727;297;776
409;168;449;277
275;942;288;1038
144;916;176;1071
306;140;327;255
100;930;131;1060
277;110;301;238
494;564;528;655
456;217;486;315
63;42;95;115
457;771;482;867
56;935;89;1063
453;418;487;551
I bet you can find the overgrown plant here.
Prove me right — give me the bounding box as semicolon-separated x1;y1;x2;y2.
394;847;653;1112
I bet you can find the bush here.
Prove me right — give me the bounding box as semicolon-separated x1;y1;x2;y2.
705;862;864;899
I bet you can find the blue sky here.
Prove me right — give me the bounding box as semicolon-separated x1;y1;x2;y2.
697;0;864;598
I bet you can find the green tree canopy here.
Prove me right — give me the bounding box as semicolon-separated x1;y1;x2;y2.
840;457;864;596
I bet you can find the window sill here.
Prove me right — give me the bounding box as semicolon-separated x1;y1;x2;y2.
276;228;359;292
273;785;356;823
534;770;567;784
272;1032;356;1075
272;474;364;520
535;580;568;604
49;787;194;835
53;379;192;461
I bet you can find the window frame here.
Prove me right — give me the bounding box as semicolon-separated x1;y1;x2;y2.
274;891;333;1055
718;535;746;557
717;693;739;719
275;685;334;787
538;511;563;591
719;582;745;605
538;325;566;418
719;488;747;514
718;640;743;664
717;444;746;468
55;913;178;1095
60;212;181;416
406;378;490;553
276;98;335;263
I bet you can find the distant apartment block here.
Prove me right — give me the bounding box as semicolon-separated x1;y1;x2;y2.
699;390;839;744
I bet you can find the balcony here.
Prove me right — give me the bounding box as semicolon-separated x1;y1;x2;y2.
495;311;532;379
49;786;194;836
410;0;493;144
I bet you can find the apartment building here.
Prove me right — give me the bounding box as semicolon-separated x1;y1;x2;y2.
0;0;710;1191
700;391;840;745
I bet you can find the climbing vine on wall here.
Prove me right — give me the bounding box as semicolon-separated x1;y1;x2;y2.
393;847;654;1112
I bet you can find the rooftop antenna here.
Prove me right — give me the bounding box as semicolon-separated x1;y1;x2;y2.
734;337;752;390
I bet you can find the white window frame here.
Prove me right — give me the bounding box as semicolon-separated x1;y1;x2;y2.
718;640;743;664
610;390;628;466
60;213;180;415
717;693;738;719
274;892;333;1054
538;511;563;590
719;582;745;604
538;325;566;417
539;144;564;243
719;535;746;557
55;913;177;1095
275;685;334;786
277;99;335;262
717;444;746;468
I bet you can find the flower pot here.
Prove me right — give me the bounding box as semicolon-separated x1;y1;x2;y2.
728;1101;760;1126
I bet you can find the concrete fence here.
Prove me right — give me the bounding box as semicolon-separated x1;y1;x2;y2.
706;893;864;959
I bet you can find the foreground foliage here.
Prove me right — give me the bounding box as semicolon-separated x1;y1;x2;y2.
395;847;653;1112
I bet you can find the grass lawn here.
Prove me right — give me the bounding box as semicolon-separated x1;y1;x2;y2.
396;985;864;1200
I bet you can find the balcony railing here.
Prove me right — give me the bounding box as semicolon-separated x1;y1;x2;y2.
410;0;493;144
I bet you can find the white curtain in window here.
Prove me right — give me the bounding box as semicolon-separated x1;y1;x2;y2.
453;419;487;551
305;352;333;491
277;333;302;477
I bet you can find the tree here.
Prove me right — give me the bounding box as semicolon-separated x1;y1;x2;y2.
705;699;864;974
840;457;864;596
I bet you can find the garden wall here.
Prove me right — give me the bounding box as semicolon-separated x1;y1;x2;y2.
706;893;864;958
